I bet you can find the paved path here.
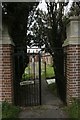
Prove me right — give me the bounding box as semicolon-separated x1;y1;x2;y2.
19;78;69;118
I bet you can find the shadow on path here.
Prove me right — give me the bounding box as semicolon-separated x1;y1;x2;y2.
42;78;62;106
19;78;68;118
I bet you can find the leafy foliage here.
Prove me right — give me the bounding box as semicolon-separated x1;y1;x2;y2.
2;101;20;118
2;2;38;47
68;2;80;17
41;64;55;79
22;62;55;81
46;2;68;102
22;66;34;81
65;99;80;118
27;9;48;48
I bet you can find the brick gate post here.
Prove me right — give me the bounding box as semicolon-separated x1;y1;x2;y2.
63;16;80;105
0;25;15;103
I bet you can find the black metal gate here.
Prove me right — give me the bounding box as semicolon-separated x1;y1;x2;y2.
13;51;41;106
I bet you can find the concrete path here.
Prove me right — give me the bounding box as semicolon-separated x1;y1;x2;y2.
19;78;69;118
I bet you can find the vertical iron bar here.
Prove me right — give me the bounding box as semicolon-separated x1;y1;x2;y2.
34;54;36;105
34;54;35;83
13;55;16;105
39;52;41;105
29;85;30;106
45;62;46;80
29;54;30;80
17;55;20;105
26;85;28;106
23;55;26;106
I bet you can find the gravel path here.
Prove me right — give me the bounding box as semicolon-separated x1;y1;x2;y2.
19;78;69;118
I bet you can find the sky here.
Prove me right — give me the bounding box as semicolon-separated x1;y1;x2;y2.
38;0;73;14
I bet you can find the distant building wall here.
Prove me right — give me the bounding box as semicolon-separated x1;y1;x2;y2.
42;52;53;65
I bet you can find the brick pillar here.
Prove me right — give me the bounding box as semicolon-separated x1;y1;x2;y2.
0;25;15;103
0;45;2;102
63;16;80;105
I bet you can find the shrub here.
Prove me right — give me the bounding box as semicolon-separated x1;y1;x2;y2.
2;101;20;118
65;99;80;118
22;66;34;81
41;64;55;79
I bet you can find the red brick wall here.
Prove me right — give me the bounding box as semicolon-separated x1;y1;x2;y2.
0;45;2;102
64;45;80;104
0;44;14;103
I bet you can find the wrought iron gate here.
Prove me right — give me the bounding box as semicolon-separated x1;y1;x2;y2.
13;51;41;106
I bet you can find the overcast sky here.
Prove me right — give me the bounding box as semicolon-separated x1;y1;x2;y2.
38;0;73;14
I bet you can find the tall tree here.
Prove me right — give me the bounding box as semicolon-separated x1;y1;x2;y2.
27;9;48;48
68;1;80;16
2;2;38;48
46;1;69;102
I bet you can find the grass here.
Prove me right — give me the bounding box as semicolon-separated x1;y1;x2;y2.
64;99;80;119
2;101;21;118
0;102;2;119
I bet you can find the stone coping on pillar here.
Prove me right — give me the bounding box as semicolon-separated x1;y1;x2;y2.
0;36;15;46
62;37;80;47
62;16;80;47
0;25;15;46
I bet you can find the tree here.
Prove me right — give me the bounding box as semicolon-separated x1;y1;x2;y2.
27;9;48;48
26;1;69;102
68;1;80;17
2;2;38;48
2;3;39;92
46;1;69;102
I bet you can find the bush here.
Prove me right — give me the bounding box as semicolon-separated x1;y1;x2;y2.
65;99;80;118
22;72;34;81
41;64;55;79
22;66;34;81
2;101;20;118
